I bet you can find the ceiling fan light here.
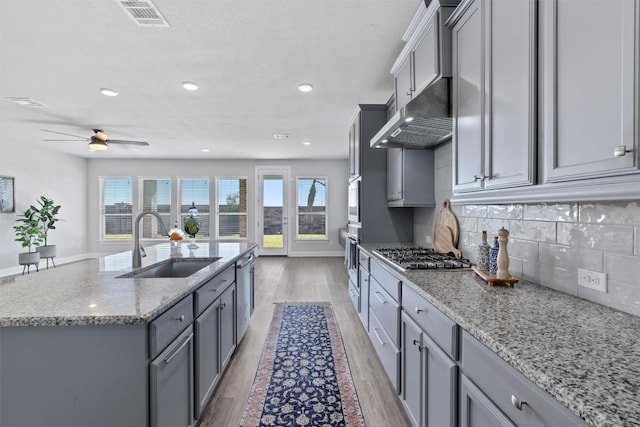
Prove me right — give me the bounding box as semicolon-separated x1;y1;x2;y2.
93;130;108;142
297;83;314;93
89;137;109;151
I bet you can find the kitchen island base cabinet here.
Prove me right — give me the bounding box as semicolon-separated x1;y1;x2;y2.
236;251;255;343
0;324;148;427
150;325;195;427
195;283;236;419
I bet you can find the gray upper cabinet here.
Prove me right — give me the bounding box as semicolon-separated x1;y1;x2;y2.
386;148;436;207
348;117;361;180
540;0;640;183
395;55;414;112
391;1;459;115
450;0;536;194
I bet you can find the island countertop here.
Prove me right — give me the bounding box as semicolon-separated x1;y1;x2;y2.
359;243;640;427
0;241;257;327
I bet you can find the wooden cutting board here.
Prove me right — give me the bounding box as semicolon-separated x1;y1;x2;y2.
434;226;463;259
432;199;459;246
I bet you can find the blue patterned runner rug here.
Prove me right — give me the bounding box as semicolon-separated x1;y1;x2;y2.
241;302;366;427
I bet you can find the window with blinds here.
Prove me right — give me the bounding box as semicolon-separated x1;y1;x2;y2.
296;177;327;240
100;177;133;239
139;178;171;238
216;178;248;239
179;178;210;237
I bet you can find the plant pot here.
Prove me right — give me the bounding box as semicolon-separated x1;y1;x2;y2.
37;245;57;258
18;252;40;266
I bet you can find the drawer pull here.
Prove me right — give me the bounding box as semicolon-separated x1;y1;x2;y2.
164;333;193;365
373;291;388;304
413;339;425;351
511;395;526;411
174;315;185;322
220;302;226;310
415;307;425;314
372;328;386;346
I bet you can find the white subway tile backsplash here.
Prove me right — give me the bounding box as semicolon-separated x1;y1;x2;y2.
509;220;557;243
463;205;488;218
579;202;640;225
508;257;524;278
522;260;539;284
536;263;577;295
557;223;634;255
523;203;578;222
459;217;478;234
604;253;640;287
538;243;603;271
478;218;510;236
509;239;539;262
487;204;524;220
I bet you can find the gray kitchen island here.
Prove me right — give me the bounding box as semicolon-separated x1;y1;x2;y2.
0;241;256;427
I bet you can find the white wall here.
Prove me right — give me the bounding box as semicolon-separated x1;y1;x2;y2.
0;143;88;271
86;158;348;256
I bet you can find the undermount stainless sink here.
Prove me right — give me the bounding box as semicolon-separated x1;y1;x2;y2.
118;258;221;279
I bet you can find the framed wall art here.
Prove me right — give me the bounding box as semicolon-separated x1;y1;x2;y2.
0;176;15;213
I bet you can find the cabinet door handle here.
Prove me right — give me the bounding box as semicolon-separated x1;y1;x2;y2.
164;333;193;365
415;307;425;315
220;302;226;310
373;291;388;304
614;145;633;157
372;328;385;346
406;90;412;97
173;315;185;322
511;395;527;411
473;174;485;182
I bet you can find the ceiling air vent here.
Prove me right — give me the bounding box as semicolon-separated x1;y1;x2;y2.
4;97;49;107
115;0;169;27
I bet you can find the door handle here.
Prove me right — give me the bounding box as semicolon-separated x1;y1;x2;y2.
164;333;193;365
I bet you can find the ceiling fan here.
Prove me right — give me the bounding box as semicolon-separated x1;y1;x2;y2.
42;128;149;151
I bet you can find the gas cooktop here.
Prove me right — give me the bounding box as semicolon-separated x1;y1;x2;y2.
373;247;472;270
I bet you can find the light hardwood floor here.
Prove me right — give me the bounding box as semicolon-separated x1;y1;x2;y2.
199;256;412;427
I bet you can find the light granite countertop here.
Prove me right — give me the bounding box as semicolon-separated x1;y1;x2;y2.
0;241;257;327
360;243;640;427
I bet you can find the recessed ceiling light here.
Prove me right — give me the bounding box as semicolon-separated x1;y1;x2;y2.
182;81;199;91
303;140;311;146
201;148;210;152
100;88;119;97
273;133;290;140
297;83;314;93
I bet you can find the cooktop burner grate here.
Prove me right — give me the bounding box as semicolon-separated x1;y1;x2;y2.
373;247;472;270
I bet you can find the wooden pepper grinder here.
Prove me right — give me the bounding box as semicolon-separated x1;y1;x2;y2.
496;227;510;279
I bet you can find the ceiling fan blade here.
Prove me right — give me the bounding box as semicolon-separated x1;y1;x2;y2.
44;139;89;142
41;129;87;139
107;140;149;146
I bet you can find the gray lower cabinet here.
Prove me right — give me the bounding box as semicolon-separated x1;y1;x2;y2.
461;331;588;427
401;306;457;427
460;374;515;427
348;280;360;313
195;299;220;419
150;325;195;427
358;264;370;330
195;281;237;419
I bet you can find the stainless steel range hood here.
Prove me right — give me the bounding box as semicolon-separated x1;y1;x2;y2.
370;77;451;149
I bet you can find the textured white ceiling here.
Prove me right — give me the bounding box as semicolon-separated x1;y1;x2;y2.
0;0;420;159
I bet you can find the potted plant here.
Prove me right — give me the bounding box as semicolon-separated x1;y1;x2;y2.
31;196;61;261
14;207;45;273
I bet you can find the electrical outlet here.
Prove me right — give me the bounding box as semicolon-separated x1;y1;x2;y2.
425;235;432;244
578;268;607;293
